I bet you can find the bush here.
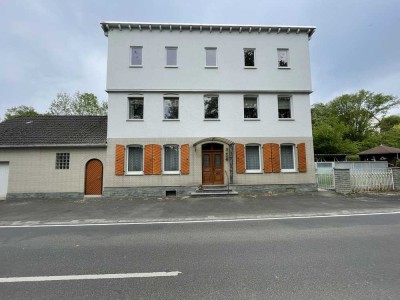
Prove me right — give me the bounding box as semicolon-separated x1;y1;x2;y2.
396;160;400;167
346;155;360;161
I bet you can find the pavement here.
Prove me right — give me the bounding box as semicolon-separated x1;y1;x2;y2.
0;191;400;226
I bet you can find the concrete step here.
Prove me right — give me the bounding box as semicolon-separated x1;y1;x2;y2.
190;191;239;197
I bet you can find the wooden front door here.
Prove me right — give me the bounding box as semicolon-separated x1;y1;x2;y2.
202;144;224;185
85;159;103;195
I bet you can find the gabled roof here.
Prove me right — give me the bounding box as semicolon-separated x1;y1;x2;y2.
0;116;107;148
359;145;400;155
100;21;316;39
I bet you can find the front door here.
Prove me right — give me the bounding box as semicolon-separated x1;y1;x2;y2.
202;144;224;185
85;159;103;195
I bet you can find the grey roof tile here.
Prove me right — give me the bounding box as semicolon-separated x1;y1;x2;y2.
0;116;107;146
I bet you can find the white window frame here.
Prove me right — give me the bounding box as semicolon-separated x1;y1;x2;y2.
163;96;179;120
245;144;262;173
126;145;144;175
204;95;219;120
205;47;217;68
277;95;294;120
163;144;180;175
280;144;296;172
130;46;143;67
277;48;290;69
244;48;256;68
243;95;259;120
165;46;178;68
127;97;144;120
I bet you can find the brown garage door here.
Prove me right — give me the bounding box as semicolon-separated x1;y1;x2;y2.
85;159;103;195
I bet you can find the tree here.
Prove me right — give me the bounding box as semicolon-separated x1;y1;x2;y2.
47;92;107;116
380;115;400;133
4;105;39;121
328;90;399;141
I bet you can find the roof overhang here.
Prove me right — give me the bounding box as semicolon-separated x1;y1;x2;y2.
0;144;107;149
193;137;235;148
100;21;316;39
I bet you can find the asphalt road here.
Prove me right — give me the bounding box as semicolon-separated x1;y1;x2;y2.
0;214;399;299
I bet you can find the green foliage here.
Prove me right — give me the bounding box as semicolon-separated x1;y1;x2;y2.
4;105;39;120
47;92;107;116
396;160;400;167
380;115;400;133
312;90;400;154
381;124;400;148
346;155;360;161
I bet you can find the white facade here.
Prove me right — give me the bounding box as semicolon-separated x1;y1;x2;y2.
102;22;316;194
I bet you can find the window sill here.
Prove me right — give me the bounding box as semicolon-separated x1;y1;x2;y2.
244;118;260;121
278;118;295;121
205;66;218;69
204;119;220;121
281;170;298;173
163;171;180;175
126;119;144;122
163;119;180;121
129;65;143;68
245;170;262;174
126;172;144;176
165;66;178;68
278;67;291;69
244;66;257;69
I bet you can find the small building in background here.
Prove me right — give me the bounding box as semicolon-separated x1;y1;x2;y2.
358;144;400;167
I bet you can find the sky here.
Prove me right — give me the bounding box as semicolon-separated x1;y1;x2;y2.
1;0;399;118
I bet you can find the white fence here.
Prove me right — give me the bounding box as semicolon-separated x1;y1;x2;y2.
350;169;394;192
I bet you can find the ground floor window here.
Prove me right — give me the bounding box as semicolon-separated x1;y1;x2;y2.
281;144;295;171
55;153;70;169
127;145;143;174
164;144;179;173
245;144;261;172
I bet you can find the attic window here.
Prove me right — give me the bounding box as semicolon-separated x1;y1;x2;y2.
56;153;70;169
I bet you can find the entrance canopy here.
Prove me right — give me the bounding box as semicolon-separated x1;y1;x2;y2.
193;137;235;148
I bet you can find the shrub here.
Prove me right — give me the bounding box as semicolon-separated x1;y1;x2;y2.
346;155;360;161
396;160;400;167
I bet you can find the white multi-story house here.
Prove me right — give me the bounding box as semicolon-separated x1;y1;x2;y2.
101;21;317;196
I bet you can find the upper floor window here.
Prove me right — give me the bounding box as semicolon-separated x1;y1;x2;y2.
164;97;179;119
278;96;292;119
281;144;295;172
278;49;289;67
128;97;144;119
130;46;142;66
127;145;143;174
205;48;217;67
245;144;261;173
244;96;258;119
244;48;255;67
166;47;178;67
164;144;179;173
55;153;70;169
204;95;219;119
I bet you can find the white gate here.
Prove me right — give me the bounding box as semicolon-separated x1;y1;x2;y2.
0;162;10;198
350;169;394;192
316;169;335;190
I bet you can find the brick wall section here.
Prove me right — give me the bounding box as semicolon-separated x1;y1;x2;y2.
334;168;351;194
392;168;400;191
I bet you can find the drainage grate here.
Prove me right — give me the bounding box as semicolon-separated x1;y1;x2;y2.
165;190;177;197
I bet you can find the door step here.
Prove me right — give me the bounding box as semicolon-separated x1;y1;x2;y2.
190;185;238;197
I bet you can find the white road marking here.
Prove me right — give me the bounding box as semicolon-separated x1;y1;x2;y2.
0;271;182;283
0;211;399;228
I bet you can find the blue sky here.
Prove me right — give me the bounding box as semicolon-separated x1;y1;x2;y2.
1;0;399;118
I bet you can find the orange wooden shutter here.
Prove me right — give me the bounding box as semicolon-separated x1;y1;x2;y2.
263;143;273;173
115;144;125;175
180;144;190;175
236;143;245;174
271;143;281;173
144;144;153;175
297;143;307;172
152;144;162;175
